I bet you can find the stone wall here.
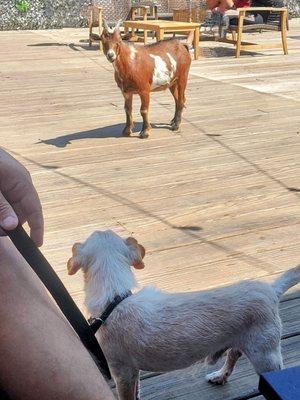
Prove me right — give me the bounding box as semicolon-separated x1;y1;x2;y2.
288;0;300;17
0;0;131;30
0;0;299;31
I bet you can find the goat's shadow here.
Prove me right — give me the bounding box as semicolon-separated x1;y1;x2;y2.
37;122;172;148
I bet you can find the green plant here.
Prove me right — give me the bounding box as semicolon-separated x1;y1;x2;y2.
16;0;30;13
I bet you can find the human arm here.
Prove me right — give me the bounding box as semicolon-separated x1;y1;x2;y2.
0;149;44;246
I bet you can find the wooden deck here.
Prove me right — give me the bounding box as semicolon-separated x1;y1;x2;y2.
0;19;300;399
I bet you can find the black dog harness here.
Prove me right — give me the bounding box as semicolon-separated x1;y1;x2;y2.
89;292;132;333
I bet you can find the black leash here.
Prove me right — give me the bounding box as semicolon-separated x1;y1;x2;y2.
89;292;132;333
5;225;111;380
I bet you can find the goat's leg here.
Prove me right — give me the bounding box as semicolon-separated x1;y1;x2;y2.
169;84;179;128
206;348;242;385
113;369;139;400
139;91;151;139
123;92;134;136
172;73;188;131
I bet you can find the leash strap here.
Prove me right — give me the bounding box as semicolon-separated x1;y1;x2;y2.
5;225;111;380
89;292;132;333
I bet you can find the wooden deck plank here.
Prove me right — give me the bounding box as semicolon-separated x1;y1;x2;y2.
1;19;300;400
1;20;299;309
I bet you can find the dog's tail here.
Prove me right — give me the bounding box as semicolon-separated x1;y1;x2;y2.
272;264;300;298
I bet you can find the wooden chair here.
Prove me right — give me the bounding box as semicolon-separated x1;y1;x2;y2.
125;5;149;41
172;7;207;23
130;1;158;20
87;4;103;53
221;6;288;57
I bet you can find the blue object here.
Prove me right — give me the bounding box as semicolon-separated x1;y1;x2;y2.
259;367;300;400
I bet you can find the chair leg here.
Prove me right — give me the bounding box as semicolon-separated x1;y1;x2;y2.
281;29;288;55
232;30;236;42
89;25;92;47
236;33;242;57
236;11;245;58
88;8;93;47
281;10;288;55
98;9;103;54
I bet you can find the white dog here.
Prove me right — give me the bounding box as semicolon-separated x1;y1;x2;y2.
67;230;300;400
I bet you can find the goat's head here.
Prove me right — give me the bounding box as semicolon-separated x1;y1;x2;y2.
101;19;122;63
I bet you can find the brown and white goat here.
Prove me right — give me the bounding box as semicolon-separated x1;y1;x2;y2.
101;20;191;138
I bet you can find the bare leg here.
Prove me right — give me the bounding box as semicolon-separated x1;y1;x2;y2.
123;92;134;136
139;91;151;139
206;0;234;11
206;349;242;385
0;238;114;400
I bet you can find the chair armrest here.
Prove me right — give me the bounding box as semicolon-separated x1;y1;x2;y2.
236;7;287;12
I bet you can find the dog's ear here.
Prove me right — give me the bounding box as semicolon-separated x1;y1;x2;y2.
67;257;82;275
126;237;146;269
67;243;83;275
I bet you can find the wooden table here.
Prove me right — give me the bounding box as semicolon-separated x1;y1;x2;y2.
124;20;200;60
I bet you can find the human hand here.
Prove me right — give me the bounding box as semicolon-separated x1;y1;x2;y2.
0;149;44;246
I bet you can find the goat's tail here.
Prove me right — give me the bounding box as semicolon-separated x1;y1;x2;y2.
272;264;300;298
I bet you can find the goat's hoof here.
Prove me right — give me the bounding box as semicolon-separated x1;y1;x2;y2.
122;128;132;137
139;130;150;139
205;371;228;386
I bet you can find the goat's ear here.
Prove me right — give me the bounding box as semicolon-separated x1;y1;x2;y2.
126;237;146;269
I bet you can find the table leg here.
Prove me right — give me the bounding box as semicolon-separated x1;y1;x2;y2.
129;27;138;42
193;27;200;60
144;30;148;45
157;28;164;42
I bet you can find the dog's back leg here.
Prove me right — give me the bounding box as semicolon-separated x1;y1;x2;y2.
206;348;242;385
205;347;228;365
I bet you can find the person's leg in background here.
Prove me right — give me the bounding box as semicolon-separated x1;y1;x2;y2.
206;0;234;13
0;238;115;400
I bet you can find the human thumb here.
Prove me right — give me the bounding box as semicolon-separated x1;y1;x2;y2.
0;191;18;231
